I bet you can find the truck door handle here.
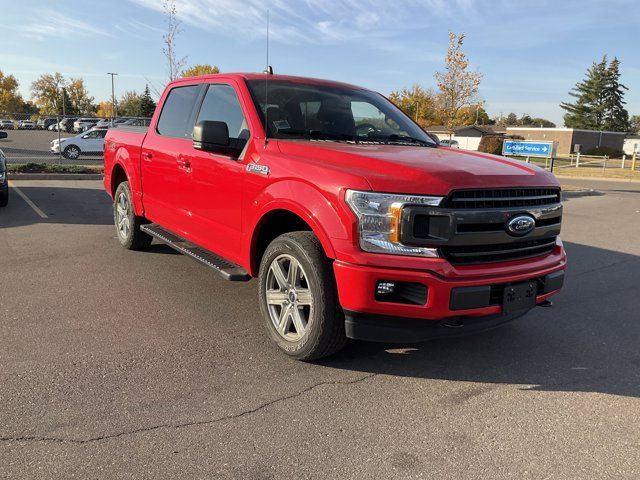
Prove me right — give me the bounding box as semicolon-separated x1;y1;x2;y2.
142;151;153;161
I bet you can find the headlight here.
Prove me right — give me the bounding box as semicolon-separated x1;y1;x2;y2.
0;171;5;182
345;190;443;257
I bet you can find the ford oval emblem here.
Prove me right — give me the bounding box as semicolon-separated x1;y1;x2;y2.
506;214;535;237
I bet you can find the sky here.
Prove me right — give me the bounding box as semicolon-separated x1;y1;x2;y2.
1;0;639;125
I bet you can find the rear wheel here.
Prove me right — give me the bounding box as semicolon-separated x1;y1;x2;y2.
0;189;8;207
113;181;152;250
258;231;346;361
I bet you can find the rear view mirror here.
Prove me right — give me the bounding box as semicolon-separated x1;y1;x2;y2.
193;120;241;157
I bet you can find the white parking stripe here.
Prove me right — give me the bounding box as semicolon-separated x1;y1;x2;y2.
8;181;48;219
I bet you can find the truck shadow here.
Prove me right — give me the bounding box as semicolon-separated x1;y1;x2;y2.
322;241;640;399
1;183;112;227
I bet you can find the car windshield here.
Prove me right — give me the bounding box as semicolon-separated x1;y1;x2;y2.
246;79;436;146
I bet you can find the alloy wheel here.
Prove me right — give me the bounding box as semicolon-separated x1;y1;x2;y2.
265;254;314;341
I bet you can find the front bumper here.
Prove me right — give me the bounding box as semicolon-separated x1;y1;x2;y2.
333;242;565;341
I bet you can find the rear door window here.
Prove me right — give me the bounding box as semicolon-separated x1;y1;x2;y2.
156;85;200;138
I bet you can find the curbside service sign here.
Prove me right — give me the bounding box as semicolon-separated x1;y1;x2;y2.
502;140;557;158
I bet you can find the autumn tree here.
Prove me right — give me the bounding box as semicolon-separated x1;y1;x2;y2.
67;78;96;114
182;64;220;78
118;91;143;117
434;32;482;137
30;72;66;115
388;85;438;128
163;0;187;82
0;71;25;113
96;101;113;118
454;105;491;126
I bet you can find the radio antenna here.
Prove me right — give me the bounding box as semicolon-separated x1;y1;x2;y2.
264;9;270;147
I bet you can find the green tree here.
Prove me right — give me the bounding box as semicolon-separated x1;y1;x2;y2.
139;85;156;117
181;64;220;77
0;71;25;113
602;57;630;132
504;113;518;125
529;117;556;128
630;115;640;134
561;56;629;131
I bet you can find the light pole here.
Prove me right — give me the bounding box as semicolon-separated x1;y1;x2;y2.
107;72;118;125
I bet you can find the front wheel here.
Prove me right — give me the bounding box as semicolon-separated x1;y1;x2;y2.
258;231;346;361
113;182;152;250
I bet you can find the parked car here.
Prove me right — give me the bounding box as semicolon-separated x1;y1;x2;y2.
74;118;99;133
0;149;7;207
37;118;58;130
122;118;151;127
51;127;107;159
54;117;78;133
0;119;15;130
95;119;111;128
18;120;36;130
103;73;566;360
439;139;460;148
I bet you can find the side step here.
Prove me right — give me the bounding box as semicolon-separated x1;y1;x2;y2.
141;224;251;281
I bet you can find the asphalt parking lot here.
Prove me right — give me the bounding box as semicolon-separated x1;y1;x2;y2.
1;177;639;479
0;130;101;164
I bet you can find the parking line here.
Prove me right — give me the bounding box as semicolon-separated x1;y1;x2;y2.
8;180;48;219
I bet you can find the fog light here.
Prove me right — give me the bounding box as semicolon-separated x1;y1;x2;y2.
376;281;395;295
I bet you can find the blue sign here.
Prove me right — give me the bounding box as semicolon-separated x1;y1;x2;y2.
502;140;555;158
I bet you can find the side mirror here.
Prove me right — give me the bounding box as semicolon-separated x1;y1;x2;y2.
193;120;241;157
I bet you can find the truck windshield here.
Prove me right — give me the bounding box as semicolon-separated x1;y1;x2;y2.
246;79;436;146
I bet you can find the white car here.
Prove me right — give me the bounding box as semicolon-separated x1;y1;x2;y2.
50;128;107;159
0;120;15;130
18;120;36;130
439;139;460;148
73;118;99;133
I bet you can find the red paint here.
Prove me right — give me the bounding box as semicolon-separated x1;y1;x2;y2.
104;73;566;322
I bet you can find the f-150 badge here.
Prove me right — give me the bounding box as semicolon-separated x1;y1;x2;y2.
246;164;270;176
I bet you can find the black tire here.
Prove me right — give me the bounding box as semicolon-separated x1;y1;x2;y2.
113;181;152;250
0;189;8;208
258;231;346;361
63;145;81;160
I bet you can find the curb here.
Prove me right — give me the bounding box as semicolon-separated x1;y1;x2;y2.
8;173;103;181
562;189;602;199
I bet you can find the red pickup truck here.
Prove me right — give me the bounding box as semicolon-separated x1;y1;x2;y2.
104;73;565;360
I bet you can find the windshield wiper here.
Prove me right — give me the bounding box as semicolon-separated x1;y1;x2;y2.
364;133;436;147
277;129;360;143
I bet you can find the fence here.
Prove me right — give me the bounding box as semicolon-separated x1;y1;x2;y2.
0;112;151;166
506;153;639;179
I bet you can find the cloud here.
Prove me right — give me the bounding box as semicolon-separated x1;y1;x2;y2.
8;9;110;41
129;0;479;45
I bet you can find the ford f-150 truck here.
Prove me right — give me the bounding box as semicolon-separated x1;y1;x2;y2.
103;73;566;360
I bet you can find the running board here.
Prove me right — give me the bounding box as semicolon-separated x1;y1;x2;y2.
141;224;251;281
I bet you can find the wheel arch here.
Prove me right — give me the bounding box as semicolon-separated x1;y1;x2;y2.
249;207;336;277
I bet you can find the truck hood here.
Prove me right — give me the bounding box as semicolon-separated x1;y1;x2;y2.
276;141;559;195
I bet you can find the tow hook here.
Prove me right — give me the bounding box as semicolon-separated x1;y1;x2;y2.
538;299;553;308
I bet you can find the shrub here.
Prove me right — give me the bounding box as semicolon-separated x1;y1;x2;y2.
478;135;524;155
584;146;623;158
